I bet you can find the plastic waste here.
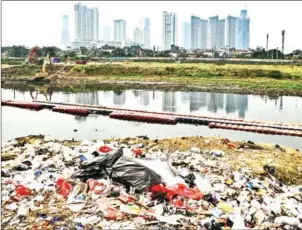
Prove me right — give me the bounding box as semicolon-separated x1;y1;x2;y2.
211;150;224;157
2;135;302;229
56;178;72;199
16;185;32;196
76;149;162;192
131;148;143;156
87;179;110;199
98;145;113;153
17;204;29;219
151;183;204;201
274;216;300;226
134;159;184;186
195;174;212;194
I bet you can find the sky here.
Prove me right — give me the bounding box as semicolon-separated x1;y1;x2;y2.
2;1;302;53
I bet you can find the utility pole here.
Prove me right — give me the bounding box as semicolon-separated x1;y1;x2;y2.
276;47;279;59
266;34;269;51
281;30;285;54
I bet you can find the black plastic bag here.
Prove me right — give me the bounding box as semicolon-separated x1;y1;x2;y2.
75;148;162;192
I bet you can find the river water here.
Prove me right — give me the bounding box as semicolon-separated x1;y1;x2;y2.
2;88;302;149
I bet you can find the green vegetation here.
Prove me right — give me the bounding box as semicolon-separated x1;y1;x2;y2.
2;62;302;96
68;62;302;80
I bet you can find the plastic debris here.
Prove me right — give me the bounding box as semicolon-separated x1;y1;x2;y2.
1;135;302;229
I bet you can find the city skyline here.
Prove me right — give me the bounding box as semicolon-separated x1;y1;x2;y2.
2;1;302;53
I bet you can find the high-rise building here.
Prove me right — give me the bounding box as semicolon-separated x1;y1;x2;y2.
61;15;70;50
162;11;177;50
143;18;150;49
218;19;225;49
74;3;85;41
226;15;237;48
114;20;126;43
103;26;111;42
74;3;99;41
208;15;219;50
191;16;201;50
182;22;191;50
133;27;143;46
191;16;208;50
236;9;250;50
200;19;208;49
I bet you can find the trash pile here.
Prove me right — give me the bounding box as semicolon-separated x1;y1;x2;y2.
1;135;302;230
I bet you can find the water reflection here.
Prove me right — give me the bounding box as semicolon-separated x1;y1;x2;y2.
113;90;126;105
162;92;177;113
2;88;302;123
74;91;100;105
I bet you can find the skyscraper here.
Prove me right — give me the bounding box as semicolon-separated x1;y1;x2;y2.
236;9;250;50
162;11;177;50
74;3;99;41
61;15;70;50
87;8;99;41
182;22;191;50
226;15;237;48
114;20;126;43
200;19;208;49
103;26;111;42
144;18;150;49
191;16;201;50
133;27;143;45
74;3;85;41
208;15;219;50
218;19;225;49
191;16;208;50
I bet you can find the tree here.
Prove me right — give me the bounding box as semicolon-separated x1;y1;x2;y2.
42;46;60;57
8;46;29;58
80;46;88;55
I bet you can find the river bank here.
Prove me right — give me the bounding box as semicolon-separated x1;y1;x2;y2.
2;62;302;97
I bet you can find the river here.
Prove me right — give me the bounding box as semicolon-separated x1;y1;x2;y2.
2;88;302;149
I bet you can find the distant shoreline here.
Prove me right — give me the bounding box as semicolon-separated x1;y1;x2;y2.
2;62;302;97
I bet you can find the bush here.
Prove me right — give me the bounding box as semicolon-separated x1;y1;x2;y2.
268;70;283;79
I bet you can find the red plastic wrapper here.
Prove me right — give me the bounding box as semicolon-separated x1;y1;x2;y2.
228;143;236;149
87;179;101;191
56;178;72;199
98;146;113;153
132;148;143;156
151;183;204;201
16;185;32;196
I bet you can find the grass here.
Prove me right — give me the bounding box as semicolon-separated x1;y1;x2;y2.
68;62;302;80
2;62;302;95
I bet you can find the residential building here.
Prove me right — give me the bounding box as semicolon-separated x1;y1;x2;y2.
74;3;99;41
61;15;70;50
133;27;143;46
218;19;225;49
162;11;177;50
226;15;237;48
103;26;111;42
236;9;250;50
87;8;99;41
191;16;201;50
114;20;126;44
200;19;208;49
74;3;86;41
144;18;150;49
182;22;191;50
208;15;219;50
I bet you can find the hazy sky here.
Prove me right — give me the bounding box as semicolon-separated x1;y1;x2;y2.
2;1;302;53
